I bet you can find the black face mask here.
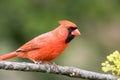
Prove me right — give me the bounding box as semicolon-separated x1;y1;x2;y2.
65;27;77;43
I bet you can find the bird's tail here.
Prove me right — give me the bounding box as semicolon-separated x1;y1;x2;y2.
0;52;17;60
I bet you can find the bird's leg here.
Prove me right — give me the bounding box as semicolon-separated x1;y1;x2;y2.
49;62;58;66
43;61;58;70
32;60;43;64
43;61;57;65
32;60;58;69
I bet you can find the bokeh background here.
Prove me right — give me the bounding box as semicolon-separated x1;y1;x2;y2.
0;0;120;80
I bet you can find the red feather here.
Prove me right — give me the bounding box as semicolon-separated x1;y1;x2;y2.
0;20;80;63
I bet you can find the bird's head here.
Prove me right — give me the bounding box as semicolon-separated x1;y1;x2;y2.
58;20;80;43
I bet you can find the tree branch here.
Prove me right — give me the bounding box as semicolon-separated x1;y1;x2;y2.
0;61;118;80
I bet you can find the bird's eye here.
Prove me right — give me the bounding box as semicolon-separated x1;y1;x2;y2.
69;27;77;30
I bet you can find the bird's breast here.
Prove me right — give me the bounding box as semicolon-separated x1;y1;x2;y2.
26;39;68;62
43;41;68;61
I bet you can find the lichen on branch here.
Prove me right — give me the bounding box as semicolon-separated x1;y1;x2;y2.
0;61;118;80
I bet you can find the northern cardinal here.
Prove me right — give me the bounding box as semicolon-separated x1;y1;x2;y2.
0;20;80;63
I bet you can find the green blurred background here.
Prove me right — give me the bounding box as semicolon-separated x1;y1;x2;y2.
0;0;120;80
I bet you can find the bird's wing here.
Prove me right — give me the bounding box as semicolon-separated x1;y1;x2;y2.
16;40;40;52
16;33;50;52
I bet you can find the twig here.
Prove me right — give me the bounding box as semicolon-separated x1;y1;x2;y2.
0;61;118;80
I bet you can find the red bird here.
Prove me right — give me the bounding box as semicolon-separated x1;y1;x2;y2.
0;20;80;63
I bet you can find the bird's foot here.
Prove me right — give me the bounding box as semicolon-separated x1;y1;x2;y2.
33;60;43;64
47;62;59;71
49;62;58;67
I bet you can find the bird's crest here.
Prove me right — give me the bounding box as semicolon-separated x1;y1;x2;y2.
58;20;77;28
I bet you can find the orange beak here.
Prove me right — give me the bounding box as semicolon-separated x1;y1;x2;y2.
71;29;80;36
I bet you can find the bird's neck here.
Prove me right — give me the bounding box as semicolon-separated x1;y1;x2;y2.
52;26;75;44
52;27;68;43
